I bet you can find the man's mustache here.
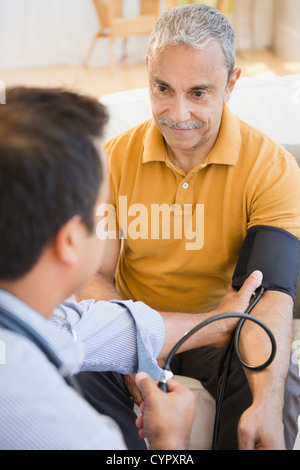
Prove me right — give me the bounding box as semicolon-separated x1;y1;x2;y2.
158;118;204;130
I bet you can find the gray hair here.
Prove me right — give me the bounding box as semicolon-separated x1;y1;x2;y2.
148;3;236;78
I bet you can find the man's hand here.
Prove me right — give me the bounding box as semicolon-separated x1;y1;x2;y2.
215;270;263;316
238;401;286;450
135;372;195;450
210;270;264;348
124;373;143;406
236;289;293;450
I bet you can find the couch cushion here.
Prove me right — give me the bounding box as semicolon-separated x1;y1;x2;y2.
227;74;300;145
101;74;300;145
101;88;152;141
283;144;300;167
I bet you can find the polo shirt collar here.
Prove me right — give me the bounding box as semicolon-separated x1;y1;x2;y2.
142;120;167;164
208;104;241;166
142;104;241;167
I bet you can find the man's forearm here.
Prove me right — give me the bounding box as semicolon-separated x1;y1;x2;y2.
75;270;262;360
75;272;122;302
158;310;235;358
240;290;293;407
159;272;264;358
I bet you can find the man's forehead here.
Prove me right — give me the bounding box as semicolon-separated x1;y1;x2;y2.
148;43;228;90
151;75;217;92
148;42;227;74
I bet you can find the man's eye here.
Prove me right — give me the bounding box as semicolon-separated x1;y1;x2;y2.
193;90;205;98
156;85;168;93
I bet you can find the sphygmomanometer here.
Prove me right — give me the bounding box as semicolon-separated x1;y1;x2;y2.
0;225;299;448
158;225;300;449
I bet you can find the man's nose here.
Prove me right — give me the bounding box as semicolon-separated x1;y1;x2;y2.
169;96;191;123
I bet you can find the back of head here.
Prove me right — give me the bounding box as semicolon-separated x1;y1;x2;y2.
148;3;236;78
0;87;108;281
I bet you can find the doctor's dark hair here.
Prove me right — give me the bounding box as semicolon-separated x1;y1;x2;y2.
0;87;109;280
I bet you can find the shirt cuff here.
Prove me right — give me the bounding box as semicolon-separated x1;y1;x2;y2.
110;300;165;380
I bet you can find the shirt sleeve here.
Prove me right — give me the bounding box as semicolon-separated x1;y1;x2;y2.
0;331;127;450
53;299;165;380
247;151;300;238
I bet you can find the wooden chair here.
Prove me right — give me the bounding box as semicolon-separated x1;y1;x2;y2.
84;0;160;68
165;0;231;16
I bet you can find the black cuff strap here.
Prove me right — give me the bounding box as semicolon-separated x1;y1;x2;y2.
232;225;300;301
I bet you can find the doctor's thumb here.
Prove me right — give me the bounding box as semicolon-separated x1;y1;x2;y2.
135;371;157;398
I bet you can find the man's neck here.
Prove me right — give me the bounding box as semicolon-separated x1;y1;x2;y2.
165;139;215;174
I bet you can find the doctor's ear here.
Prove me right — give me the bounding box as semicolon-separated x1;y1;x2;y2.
224;68;241;103
52;215;87;266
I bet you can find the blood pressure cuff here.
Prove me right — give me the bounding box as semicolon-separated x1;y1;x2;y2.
232;225;300;301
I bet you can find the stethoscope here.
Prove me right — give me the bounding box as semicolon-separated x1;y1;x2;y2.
0;304;84;397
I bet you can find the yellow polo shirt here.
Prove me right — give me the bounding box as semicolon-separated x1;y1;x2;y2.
105;105;300;313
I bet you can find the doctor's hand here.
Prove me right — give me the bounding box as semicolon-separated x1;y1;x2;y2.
135;372;195;450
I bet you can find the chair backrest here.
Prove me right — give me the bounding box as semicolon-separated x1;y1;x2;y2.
217;0;230;15
165;0;230;15
140;0;160;16
165;0;198;9
92;0;124;27
93;0;159;26
92;0;112;29
112;0;123;17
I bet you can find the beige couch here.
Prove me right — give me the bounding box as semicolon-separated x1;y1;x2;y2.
100;73;300;450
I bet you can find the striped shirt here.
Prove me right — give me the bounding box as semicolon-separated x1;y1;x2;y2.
0;289;165;450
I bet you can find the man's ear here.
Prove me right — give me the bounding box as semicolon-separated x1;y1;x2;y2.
224;68;241;104
52;215;86;266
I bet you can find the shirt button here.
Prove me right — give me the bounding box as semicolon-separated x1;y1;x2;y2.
183;182;189;189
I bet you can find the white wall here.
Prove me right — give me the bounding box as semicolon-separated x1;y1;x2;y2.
274;0;300;61
0;0;159;69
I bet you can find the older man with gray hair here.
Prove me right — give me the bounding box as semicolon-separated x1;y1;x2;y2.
78;4;300;450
